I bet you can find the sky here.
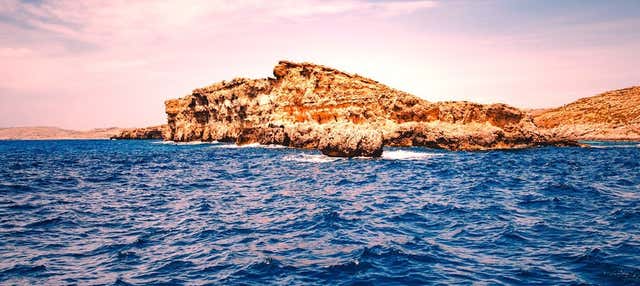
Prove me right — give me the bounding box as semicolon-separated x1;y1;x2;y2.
0;0;639;129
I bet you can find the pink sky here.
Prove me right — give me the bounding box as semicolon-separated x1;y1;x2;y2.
1;0;639;129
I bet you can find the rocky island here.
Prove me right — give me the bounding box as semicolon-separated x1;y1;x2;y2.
162;61;577;157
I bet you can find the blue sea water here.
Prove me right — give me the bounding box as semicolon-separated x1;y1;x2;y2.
0;140;639;285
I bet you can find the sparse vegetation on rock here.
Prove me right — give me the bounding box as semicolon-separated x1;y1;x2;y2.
533;86;640;140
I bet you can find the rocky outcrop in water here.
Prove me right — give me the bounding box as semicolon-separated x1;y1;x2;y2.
164;61;578;157
533;86;640;141
318;127;383;157
111;125;166;140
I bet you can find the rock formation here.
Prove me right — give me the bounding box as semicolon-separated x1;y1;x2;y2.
533;86;640;140
318;127;383;157
111;125;166;140
164;61;578;157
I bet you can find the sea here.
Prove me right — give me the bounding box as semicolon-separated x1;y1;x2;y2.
0;140;639;285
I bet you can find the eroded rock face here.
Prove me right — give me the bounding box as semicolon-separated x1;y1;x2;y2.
533;86;640;140
111;125;166;140
319;126;383;157
164;61;578;156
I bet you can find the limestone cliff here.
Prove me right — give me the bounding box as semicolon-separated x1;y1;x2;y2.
164;61;577;156
533;86;640;140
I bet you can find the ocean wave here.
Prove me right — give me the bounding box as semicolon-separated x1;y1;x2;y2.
589;144;639;149
2;139;640;285
325;259;370;274
212;143;259;148
153;260;196;274
283;154;340;163
0;264;47;278
261;144;288;149
358;245;438;264
381;150;443;160
25;217;75;228
152;141;219;145
226;257;298;280
212;143;288;149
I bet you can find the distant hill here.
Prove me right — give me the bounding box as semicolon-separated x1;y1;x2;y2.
0;127;123;140
533;86;640;140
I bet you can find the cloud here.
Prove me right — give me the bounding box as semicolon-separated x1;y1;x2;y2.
0;0;437;49
267;0;437;18
0;0;439;129
0;47;31;57
1;0;638;129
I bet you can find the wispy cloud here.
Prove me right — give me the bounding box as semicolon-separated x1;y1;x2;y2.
0;0;439;128
0;0;638;129
0;0;437;49
0;47;31;57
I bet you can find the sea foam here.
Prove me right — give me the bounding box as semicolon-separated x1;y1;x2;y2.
212;143;288;149
152;141;219;145
283;154;340;163
381;150;443;161
589;144;639;149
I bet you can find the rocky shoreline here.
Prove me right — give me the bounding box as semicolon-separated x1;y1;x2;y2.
161;61;579;157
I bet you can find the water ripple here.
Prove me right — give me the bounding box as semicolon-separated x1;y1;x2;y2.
0;140;639;285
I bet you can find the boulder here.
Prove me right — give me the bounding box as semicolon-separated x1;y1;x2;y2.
319;126;383;157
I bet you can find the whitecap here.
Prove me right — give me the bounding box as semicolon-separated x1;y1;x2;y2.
382;150;443;161
151;141;174;145
262;144;288;149
283;154;340;163
589;144;638;149
212;143;262;148
153;141;218;145
212;143;290;149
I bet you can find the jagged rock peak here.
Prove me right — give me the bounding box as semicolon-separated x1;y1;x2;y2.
273;60;381;84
